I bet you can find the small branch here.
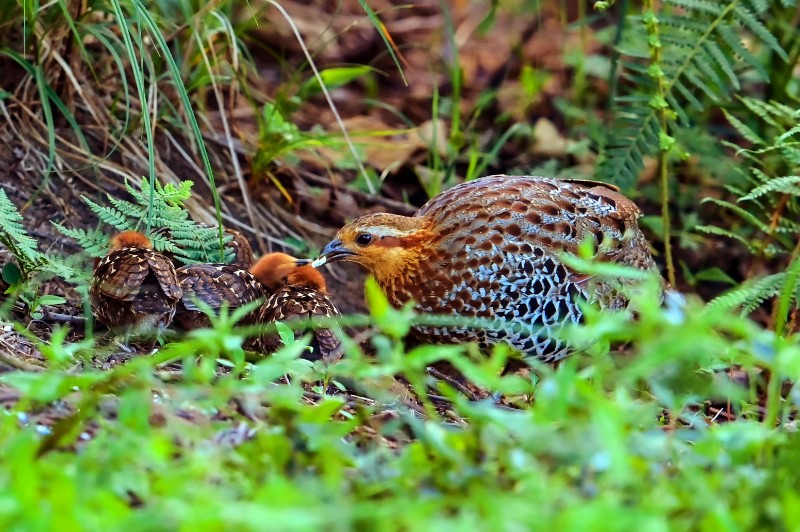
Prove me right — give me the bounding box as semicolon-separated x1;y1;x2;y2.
41;310;86;325
426;366;478;401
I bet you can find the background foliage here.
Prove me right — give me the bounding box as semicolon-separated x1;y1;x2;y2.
0;0;798;528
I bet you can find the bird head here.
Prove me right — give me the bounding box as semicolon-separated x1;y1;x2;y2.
312;213;434;282
109;231;152;251
250;252;316;292
286;266;328;293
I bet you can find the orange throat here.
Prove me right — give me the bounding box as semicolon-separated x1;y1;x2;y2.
370;249;431;308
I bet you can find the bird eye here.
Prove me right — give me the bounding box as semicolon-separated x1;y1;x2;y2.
355;233;373;247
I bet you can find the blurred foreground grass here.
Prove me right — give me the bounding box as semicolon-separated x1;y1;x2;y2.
1;280;799;530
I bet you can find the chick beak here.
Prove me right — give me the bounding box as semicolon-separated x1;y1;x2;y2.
312;239;356;267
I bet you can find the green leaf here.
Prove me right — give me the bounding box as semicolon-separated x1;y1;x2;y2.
36;295;67;307
2;263;22;285
365;276;412;338
694;267;737;286
275;321;296;346
723;109;764;145
299;66;372;99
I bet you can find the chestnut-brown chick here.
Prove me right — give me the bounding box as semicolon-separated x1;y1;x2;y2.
314;175;662;362
250;253;342;361
90;231;183;334
174;264;266;330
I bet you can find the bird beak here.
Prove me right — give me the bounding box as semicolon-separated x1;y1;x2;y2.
312;239;356;268
295;258;311;266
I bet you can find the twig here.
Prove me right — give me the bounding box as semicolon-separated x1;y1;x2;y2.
41;310;86;325
426;366;478;401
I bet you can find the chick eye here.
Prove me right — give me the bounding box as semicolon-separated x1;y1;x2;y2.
355;233;373;247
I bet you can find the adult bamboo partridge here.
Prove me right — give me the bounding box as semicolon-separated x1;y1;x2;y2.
174;264;266;330
250;253;342;361
90;231;183;334
313;175;661;362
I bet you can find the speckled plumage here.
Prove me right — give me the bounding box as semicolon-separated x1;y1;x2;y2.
250;256;342;362
174;264;266;330
317;175;661;361
91;236;183;333
259;285;342;361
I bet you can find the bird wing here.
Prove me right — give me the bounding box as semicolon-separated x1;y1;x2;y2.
147;252;183;302
177;264;263;312
418;175;644;261
92;248;152;301
263;287;342;361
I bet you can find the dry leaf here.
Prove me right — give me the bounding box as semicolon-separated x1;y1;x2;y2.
532;118;570;158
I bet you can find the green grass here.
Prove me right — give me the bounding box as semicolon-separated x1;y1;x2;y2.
0;281;799;529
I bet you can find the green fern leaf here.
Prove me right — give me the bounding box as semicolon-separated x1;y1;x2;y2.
599;2;787;187
704;41;739;89
701;198;771;233
665;0;722;15
0;189;46;275
695;225;756;252
53;225;109;258
83;197;132;231
722;109;765;145
740;176;800;201
707;273;782;313
733;6;788;61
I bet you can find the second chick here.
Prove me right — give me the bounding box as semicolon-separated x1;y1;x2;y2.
250;253;342;362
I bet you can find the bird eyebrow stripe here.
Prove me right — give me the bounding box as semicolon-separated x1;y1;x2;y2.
368;226;416;238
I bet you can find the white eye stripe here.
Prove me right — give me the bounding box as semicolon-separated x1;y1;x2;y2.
361;226;413;238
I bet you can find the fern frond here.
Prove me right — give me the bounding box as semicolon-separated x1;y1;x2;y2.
0;190;76;283
722;109;765;145
597;2;788;187
732;5;788;61
777;124;800;144
695;225;756;252
159;181;194;206
54;225;109;258
740;175;800;201
68;178;230;264
83;196;133;231
707;273;783;313
0;189;46;275
700;198;771;233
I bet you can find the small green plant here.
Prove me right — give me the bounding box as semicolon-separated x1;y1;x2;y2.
0;190;74;319
596;0;795;287
18;293;68;321
698;98;800;333
55;179;234;265
597;0;793;189
0;190;72;282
